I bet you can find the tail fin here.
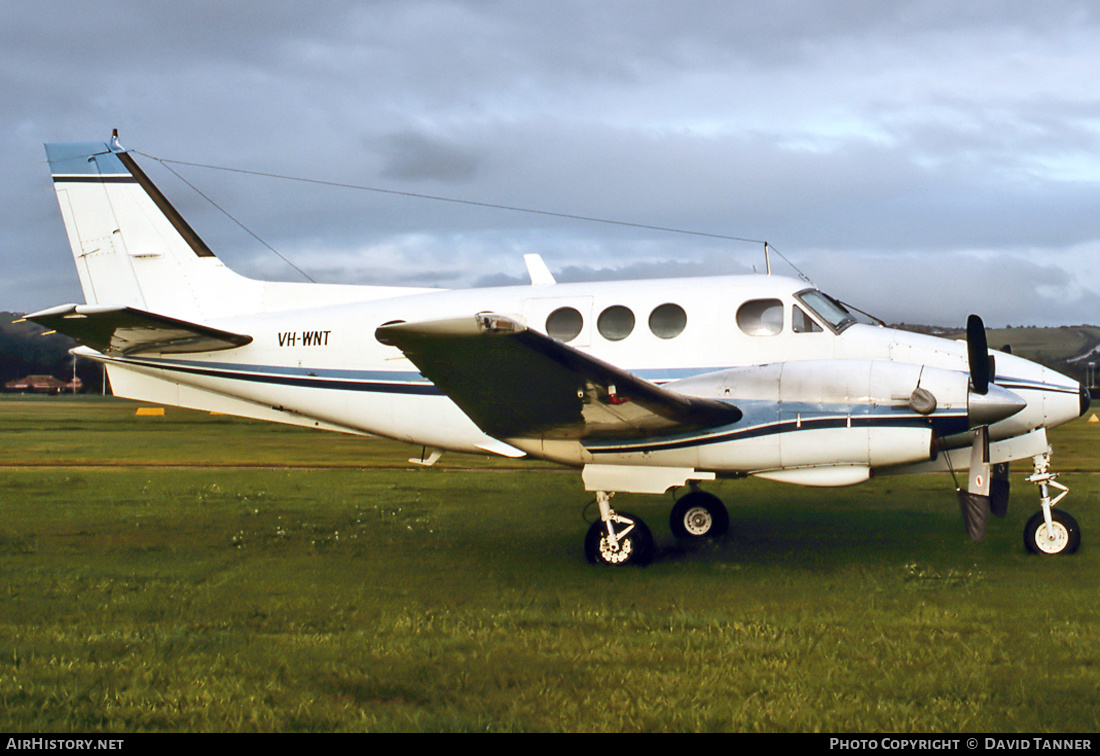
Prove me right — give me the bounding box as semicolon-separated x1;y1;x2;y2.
44;137;253;319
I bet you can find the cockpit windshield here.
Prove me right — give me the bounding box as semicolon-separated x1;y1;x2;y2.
796;289;875;333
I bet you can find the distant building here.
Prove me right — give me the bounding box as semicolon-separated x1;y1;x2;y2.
3;374;82;394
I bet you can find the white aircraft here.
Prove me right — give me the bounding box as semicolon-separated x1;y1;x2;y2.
27;136;1091;565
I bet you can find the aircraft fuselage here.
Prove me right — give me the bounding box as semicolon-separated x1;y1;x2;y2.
93;274;1085;485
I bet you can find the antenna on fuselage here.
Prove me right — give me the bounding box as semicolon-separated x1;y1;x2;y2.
760;241;815;286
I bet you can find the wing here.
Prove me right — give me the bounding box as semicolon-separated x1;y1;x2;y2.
376;313;741;440
25;304;253;355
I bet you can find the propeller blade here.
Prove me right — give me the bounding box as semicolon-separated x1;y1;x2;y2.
990;462;1010;518
958;426;991;541
967;426;991;497
967;314;990;395
958;490;990;541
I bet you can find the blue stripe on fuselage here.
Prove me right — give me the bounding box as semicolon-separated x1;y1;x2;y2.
106;355;441;395
582;403;968;455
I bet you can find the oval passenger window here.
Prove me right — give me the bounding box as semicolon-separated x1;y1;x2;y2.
546;307;584;342
648;303;687;339
597;305;635;341
737;299;784;336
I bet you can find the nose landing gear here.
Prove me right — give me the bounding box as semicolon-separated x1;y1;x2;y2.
1024;450;1081;555
584;491;655;566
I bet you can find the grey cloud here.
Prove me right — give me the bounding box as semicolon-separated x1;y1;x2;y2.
374;132;482;183
4;0;1100;327
804;249;1100;327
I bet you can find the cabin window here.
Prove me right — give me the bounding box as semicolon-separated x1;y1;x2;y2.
546;307;584;342
737;299;784;336
597;305;635;341
648;303;687;339
793;305;823;333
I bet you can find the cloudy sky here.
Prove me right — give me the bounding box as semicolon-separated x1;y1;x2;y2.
4;0;1100;325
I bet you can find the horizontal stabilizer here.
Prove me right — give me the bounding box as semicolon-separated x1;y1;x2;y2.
376;313;741;440
26;303;253;355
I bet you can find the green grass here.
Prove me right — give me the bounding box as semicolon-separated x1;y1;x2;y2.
1;397;1099;732
0;395;544;469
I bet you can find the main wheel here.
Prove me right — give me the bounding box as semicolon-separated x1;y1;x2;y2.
584;511;654;566
1024;510;1081;555
670;491;729;539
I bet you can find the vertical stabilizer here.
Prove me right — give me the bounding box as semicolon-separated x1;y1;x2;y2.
44;138;254;319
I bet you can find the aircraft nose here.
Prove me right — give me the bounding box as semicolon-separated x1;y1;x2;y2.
968;383;1027;428
1081;384;1092;417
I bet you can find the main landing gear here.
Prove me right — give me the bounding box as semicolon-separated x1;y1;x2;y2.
584;486;731;566
1023;450;1081;556
669;485;730;540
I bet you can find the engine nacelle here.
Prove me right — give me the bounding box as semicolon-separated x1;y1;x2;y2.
675;359;981;479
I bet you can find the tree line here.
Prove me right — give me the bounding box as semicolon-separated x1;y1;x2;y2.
0;312;105;393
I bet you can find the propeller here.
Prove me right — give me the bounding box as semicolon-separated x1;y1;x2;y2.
958;315;1018;540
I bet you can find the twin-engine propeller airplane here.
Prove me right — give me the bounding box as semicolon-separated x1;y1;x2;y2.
27;136;1091;565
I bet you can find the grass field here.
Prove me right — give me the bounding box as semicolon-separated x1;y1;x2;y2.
1;396;1098;732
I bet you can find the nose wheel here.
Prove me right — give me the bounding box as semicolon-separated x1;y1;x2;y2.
584;492;655;566
1024;509;1080;555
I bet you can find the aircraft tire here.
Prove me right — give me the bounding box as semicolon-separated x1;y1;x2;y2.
670;491;729;539
1024;510;1081;555
585;512;654;566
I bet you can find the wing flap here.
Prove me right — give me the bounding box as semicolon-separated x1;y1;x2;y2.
376;313;741;440
26;304;253;355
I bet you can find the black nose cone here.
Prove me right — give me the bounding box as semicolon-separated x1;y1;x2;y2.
1082;385;1092;417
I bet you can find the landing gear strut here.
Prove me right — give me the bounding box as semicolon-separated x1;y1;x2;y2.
584;491;655;566
1024;450;1081;555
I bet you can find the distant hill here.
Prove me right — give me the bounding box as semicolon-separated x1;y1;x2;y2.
0;312;105;393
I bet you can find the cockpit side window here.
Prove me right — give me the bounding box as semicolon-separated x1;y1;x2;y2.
736;299;784;336
796;289;858;333
793;305;823;333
